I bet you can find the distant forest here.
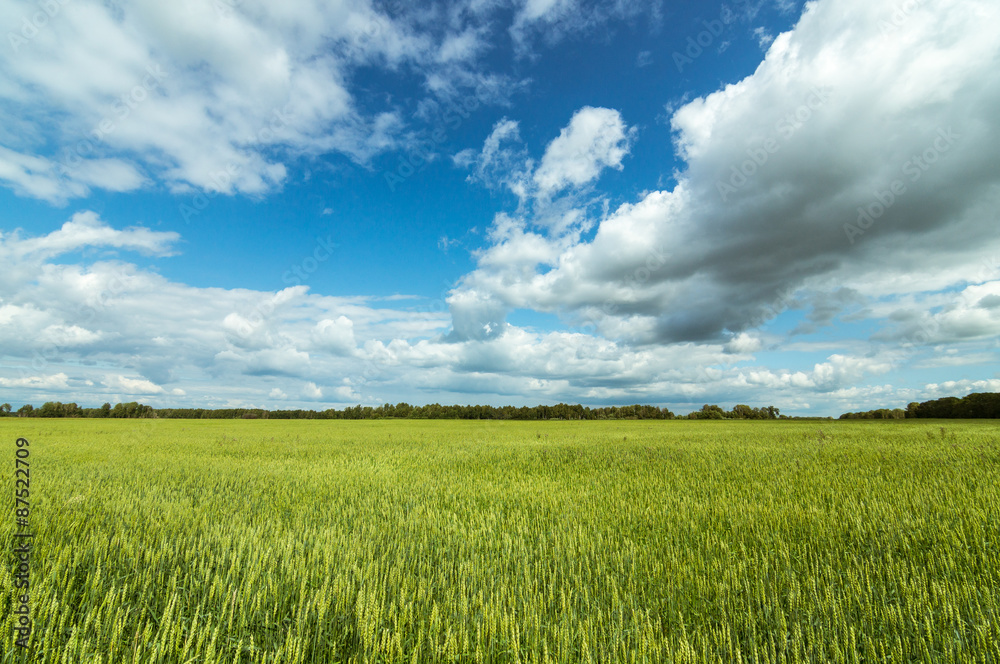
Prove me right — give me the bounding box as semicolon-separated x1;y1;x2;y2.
2;393;995;420
2;401;782;420
838;392;1000;419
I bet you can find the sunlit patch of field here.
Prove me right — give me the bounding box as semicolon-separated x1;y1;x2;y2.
1;419;998;662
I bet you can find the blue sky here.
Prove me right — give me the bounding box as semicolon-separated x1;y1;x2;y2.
1;0;998;415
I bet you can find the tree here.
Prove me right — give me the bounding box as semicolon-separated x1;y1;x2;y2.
689;404;725;420
38;402;61;417
0;403;10;416
729;404;754;419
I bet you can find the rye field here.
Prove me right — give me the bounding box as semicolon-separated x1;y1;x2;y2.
1;418;998;663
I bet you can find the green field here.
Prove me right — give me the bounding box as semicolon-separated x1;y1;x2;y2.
2;419;998;663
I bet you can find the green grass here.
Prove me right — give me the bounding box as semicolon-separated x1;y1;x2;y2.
2;419;998;662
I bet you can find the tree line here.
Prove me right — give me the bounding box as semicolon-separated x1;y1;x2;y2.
683;404;782;420
6;394;993;420
839;392;1000;419
0;401;155;419
0;401;786;421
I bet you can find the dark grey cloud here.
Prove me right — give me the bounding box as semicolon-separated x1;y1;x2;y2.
450;0;1000;347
